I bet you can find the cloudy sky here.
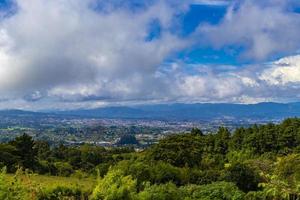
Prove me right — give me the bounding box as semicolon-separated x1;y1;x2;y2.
0;0;300;110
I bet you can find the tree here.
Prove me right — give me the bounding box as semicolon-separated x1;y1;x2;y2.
229;128;245;151
191;128;204;136
10;134;36;170
148;134;203;167
214;127;230;154
181;182;245;200
137;182;183;200
117;135;139;146
224;162;260;192
240;154;300;199
34;140;51;161
0;144;18;172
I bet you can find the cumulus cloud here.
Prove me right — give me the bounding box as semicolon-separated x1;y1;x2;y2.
171;54;300;103
0;0;300;110
198;0;300;60
0;0;188;106
260;55;300;86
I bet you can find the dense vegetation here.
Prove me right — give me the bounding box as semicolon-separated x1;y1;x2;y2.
1;118;300;199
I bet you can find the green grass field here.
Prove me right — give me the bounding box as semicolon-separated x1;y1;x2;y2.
5;174;96;192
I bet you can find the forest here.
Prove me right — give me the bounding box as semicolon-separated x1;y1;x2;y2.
1;118;300;199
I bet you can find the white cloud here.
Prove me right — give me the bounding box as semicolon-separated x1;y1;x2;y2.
171;54;300;103
0;0;188;106
198;0;300;60
0;0;300;110
260;55;300;85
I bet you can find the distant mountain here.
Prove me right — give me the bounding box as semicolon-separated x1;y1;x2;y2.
54;102;300;121
1;102;300;121
0;109;38;116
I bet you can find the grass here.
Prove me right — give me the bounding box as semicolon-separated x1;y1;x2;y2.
5;174;96;192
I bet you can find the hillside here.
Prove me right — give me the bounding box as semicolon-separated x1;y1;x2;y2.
1;118;300;199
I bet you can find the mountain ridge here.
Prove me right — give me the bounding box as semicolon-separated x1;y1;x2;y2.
48;102;300;120
1;102;300;120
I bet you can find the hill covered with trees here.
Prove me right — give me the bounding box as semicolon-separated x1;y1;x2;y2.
1;118;300;199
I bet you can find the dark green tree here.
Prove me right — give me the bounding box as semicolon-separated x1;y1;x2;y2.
148;134;203;167
10;133;36;170
191;128;204;136
0;144;19;172
224;162;260;192
229;128;245;150
214;127;230;154
34;140;51;161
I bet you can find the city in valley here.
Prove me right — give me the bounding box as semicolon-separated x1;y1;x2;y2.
0;109;279;148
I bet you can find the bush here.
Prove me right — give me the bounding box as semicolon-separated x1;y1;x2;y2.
36;160;57;175
151;162;183;185
136;182;184;200
94;163;111;177
181;182;245;200
71;170;89;179
275;154;300;182
114;160;183;187
37;185;89;200
91;169;137;200
54;162;74;177
224;162;261;192
188;169;221;185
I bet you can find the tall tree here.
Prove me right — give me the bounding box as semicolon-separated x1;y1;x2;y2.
214;127;231;154
10;133;36;170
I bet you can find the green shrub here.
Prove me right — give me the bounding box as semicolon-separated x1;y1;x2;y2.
188;169;221;185
36;160;57;175
91;169;137;200
151;162;183;185
224;162;261;192
181;181;245;200
113;160;183;187
37;185;89;200
54;162;74;177
94;163;111;177
136;182;184;200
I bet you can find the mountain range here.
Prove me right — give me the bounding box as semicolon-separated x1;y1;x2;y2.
52;102;300;121
1;102;300;121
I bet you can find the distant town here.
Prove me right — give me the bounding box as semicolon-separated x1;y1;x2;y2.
0;111;281;148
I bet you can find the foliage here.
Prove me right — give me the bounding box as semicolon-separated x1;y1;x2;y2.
54;161;74;177
147;133;203;167
92;169;137;200
9;133;37;170
224;162;261;192
117;135;139;145
181;182;245;200
136;182;183;200
0;168;35;200
37;185;89;200
1;118;300;199
190;128;203;136
256;154;300;199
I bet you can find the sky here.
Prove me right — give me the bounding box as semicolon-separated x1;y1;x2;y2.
0;0;300;110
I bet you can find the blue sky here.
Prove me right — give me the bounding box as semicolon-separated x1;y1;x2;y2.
0;0;300;110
